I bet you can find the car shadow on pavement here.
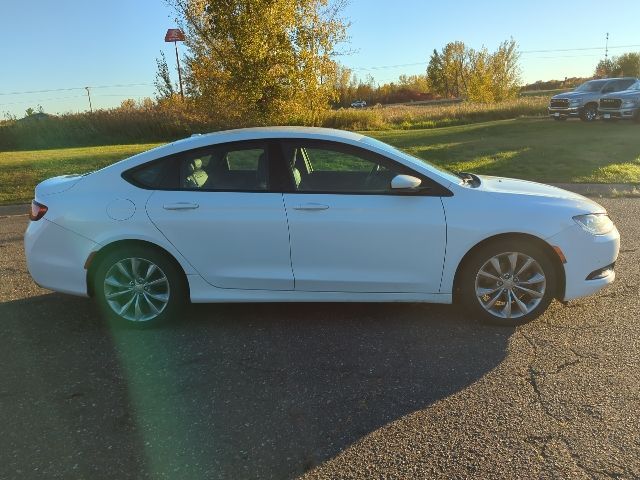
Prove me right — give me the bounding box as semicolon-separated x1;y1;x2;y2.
0;293;514;480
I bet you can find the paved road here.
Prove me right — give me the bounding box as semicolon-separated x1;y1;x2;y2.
1;199;639;479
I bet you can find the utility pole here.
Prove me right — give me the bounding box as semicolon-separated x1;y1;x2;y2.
85;86;93;113
164;29;185;100
605;32;609;61
174;41;184;99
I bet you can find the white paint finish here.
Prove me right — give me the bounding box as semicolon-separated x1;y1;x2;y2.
23;127;620;309
283;193;446;293
24;218;96;296
146;191;294;290
545;223;620;300
186;273;452;304
106;198;136;221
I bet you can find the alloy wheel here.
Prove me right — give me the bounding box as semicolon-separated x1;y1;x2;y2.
103;257;170;322
475;252;546;319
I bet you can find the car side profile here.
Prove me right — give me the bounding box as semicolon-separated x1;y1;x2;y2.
350;100;367;108
25;127;619;327
548;77;638;121
598;80;640;122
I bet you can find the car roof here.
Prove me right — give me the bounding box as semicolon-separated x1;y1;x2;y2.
172;126;366;148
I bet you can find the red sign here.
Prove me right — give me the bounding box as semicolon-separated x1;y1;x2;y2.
164;29;185;42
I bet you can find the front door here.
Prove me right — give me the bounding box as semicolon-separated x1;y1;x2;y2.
280;140;447;293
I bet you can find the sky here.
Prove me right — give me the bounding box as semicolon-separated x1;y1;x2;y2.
2;0;640;117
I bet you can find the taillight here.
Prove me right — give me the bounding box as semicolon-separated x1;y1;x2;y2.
29;200;48;221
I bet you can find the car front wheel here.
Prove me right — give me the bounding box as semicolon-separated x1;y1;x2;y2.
580;104;598;122
459;240;557;326
94;246;186;327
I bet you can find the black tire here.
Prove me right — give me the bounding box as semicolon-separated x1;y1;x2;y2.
93;245;187;328
580;104;598;122
457;239;558;327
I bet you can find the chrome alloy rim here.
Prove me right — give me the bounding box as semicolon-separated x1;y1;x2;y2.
103;257;170;322
475;252;546;319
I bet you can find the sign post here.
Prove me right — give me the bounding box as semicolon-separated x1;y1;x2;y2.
164;28;185;99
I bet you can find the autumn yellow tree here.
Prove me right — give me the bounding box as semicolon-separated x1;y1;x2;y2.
169;0;349;127
427;39;521;103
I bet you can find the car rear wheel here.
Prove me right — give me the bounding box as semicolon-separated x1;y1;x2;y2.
94;246;186;327
580;104;598;122
458;240;557;326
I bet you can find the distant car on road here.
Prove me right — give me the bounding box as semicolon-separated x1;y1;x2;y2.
598;80;640;122
548;77;638;121
25;127;619;327
350;100;367;108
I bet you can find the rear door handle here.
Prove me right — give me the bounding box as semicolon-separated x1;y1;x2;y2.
293;203;330;211
163;202;199;210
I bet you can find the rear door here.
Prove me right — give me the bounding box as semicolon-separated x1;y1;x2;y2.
279;140;448;293
144;140;294;290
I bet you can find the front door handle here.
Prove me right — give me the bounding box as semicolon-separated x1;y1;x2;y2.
163;202;199;210
293;203;330;211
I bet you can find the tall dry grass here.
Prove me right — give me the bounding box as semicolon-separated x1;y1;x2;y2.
0;96;549;151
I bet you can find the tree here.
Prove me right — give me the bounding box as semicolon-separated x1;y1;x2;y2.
595;53;640;78
154;51;176;99
615;52;640;77
169;0;349;126
426;39;521;103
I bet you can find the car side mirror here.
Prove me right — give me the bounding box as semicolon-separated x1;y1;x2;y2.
391;174;422;190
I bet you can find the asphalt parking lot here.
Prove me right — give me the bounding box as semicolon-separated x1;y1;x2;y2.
1;199;639;479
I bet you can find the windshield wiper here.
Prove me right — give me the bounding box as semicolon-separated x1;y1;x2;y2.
457;171;481;187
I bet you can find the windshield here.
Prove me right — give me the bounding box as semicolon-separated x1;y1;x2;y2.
360;136;461;184
575;80;608;92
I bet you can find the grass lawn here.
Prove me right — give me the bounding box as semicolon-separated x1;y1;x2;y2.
1;118;639;204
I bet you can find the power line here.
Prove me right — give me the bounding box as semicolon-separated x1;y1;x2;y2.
0;83;153;96
349;44;640;72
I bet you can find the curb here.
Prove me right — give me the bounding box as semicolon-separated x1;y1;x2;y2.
0;204;29;217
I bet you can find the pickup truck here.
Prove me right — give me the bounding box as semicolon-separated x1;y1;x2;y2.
548;77;638;122
598;80;640;122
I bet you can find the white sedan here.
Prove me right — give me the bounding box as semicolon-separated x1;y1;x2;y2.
24;127;619;327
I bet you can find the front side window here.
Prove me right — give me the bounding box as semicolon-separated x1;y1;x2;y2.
179;143;269;191
282;141;410;194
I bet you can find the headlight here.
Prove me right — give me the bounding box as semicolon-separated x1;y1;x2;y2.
569;99;581;106
573;214;614;235
622;99;638;108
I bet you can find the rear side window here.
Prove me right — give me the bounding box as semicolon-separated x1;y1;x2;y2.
123;158;173;189
179;142;269;192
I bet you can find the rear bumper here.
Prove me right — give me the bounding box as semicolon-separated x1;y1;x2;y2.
546;224;620;301
24;218;97;296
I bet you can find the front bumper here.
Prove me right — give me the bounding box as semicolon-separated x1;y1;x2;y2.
24;218;97;296
548;106;581;118
546;223;620;301
598;108;639;120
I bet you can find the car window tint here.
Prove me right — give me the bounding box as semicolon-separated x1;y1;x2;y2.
180;143;269;191
124;158;171;188
307;148;373;172
284;142;405;194
226;148;263;170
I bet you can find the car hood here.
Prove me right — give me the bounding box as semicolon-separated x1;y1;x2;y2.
35;174;84;197
551;91;591;100
475;176;605;213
